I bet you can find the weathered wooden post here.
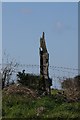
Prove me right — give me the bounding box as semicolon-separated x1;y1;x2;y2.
39;32;52;95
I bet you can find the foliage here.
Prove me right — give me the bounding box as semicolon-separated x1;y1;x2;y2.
17;70;40;90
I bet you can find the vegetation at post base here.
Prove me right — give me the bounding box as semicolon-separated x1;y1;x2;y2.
17;70;52;95
2;70;80;119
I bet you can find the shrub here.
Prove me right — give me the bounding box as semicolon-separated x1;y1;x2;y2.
17;70;40;90
61;75;80;101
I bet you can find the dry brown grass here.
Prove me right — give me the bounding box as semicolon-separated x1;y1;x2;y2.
3;84;37;98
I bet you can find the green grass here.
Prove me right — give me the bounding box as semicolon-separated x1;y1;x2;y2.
2;88;80;119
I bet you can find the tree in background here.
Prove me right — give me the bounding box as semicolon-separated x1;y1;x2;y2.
2;52;18;89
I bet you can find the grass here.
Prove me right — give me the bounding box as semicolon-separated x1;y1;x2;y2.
2;85;80;119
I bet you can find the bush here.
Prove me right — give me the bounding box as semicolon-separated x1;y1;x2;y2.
17;70;40;90
61;75;80;101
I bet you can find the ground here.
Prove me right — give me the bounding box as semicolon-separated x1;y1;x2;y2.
2;84;80;119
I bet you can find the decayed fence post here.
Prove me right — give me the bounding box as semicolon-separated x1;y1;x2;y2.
39;32;52;95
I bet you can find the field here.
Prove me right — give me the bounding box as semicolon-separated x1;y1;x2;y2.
2;85;80;120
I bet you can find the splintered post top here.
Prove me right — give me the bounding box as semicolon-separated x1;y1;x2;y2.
42;32;45;39
40;32;47;53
